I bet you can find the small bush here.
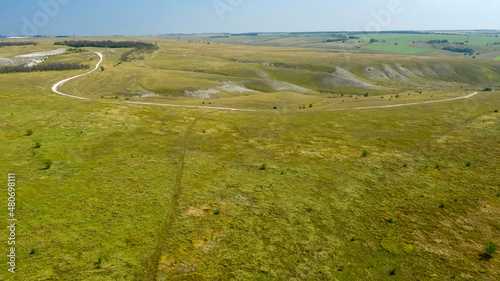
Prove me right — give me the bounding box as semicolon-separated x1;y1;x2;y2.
439;202;446;208
485;242;498;256
94;257;103;269
34;142;41;149
388;217;395;223
480;242;498;261
466;161;472;167
364;93;369;97
389;267;396;276
214;209;221;215
495;109;498;113
30;249;35;255
260;163;267;170
361;150;369;157
42;160;53;170
26;129;33;136
402;163;408;168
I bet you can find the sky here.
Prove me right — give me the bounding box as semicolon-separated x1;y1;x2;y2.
0;0;498;37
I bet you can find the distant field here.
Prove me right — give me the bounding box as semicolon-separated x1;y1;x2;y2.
495;56;500;60
170;31;500;57
362;41;429;55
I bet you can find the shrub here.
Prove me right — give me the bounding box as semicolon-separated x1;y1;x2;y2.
364;93;369;97
260;163;267;170
495;109;498;113
42;160;53;170
466;161;472;167
403;163;408;168
30;249;35;255
94;257;103;269
214;209;221;215
481;242;498;260
388;217;395;223
361;150;369;157
34;142;41;149
485;242;498;256
25;129;33;136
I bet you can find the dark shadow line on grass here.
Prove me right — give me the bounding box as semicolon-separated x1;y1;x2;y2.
143;111;215;281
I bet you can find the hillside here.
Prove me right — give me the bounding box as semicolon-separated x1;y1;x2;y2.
56;41;500;111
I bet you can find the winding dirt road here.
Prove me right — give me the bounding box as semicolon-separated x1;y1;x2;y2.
51;52;103;100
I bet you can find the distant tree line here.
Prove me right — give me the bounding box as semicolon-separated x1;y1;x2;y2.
323;39;344;43
54;40;156;49
0;41;36;47
231;33;258;37
443;46;474;54
0;63;89;74
427;39;448;44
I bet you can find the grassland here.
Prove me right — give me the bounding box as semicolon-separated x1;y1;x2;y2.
0;36;499;280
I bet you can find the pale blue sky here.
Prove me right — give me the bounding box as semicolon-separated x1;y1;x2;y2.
0;0;498;36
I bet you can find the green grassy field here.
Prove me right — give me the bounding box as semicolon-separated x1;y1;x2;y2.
495;56;500;61
0;37;499;280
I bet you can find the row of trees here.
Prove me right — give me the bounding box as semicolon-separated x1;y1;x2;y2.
0;63;89;74
427;39;449;44
443;46;475;54
0;41;36;46
54;40;156;49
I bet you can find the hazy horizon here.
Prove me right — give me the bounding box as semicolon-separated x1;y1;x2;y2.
0;0;499;37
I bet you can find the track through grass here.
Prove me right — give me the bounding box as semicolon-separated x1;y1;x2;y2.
144;112;214;280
